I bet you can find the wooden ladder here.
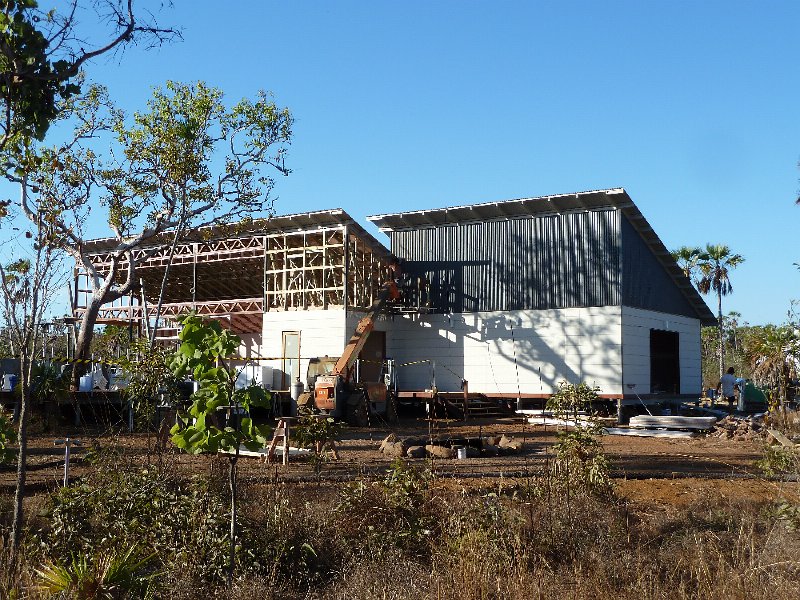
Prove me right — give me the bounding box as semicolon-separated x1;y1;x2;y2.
266;418;292;465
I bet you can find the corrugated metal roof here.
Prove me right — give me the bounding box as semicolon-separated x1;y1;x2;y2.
82;208;390;259
368;188;716;325
367;188;630;230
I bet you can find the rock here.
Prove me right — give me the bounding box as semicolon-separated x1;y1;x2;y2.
465;446;481;458
498;434;515;447
484;435;500;446
498;436;523;453
482;443;499;457
379;434;398;453
406;445;426;458
425;444;455;459
401;436;428;448
383;441;406;458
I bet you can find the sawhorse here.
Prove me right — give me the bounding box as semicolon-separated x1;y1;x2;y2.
266;417;295;465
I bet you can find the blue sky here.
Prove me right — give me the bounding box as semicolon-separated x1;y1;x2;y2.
4;0;800;325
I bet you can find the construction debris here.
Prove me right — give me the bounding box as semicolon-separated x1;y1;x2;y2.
604;427;695;439
708;415;766;441
628;415;717;430
767;428;797;448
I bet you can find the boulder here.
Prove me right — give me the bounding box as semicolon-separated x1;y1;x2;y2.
503;440;524;453
383;441;406;458
482;443;499;457
498;434;514;447
425;444;455;459
379;433;398;453
498;435;523;453
406;445;426;458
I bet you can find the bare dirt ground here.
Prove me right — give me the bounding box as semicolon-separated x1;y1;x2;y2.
2;415;798;510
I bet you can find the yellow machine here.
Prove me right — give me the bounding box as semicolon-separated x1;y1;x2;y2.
312;282;399;426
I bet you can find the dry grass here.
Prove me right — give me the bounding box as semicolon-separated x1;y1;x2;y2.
1;453;799;599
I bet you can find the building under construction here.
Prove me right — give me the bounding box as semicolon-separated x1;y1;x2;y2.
73;188;715;401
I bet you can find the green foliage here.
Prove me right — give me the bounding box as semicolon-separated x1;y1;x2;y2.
0;408;17;463
671;245;702;283
336;460;434;555
35;546;157;599
35;467;233;586
1;258;32;304
292;413;343;451
697;244;745;379
546;380;601;421
743;324;800;403
772;502;800;532
546;381;613;495
551;427;613;495
697;244;745;298
101;80;293;237
117;339;182;430
293;413;344;476
0;1;83;151
30;360;65;403
169;313;271;454
757;445;800;477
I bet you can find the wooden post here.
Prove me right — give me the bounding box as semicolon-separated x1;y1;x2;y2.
462;379;469;423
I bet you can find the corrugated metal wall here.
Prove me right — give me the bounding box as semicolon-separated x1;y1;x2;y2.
620;216;697;318
391;209;621;313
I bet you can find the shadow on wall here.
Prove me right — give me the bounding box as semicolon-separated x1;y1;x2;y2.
393;309;621;395
395;214;622;393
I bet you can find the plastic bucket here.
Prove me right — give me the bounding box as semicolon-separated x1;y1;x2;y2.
79;375;93;392
2;374;16;391
455;446;467;460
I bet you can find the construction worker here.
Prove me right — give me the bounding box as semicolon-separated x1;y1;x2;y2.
716;367;739;412
386;256;403;302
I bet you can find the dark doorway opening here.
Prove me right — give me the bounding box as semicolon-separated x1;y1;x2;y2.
650;329;680;394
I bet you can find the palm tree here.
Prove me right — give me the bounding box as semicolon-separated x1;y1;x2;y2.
671;246;703;285
697;244;745;380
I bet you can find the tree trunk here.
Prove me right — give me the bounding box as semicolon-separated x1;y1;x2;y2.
9;353;32;567
228;452;238;588
69;298;103;391
717;292;724;381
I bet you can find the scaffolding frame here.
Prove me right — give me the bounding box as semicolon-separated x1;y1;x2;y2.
72;211;391;335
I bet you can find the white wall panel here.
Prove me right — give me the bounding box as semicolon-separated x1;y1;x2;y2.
261;309;347;390
385;307;623;395
620;306;702;395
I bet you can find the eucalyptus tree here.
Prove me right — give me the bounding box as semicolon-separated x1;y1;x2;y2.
0;215;64;567
8;81;292;389
697;244;745;379
670;245;703;285
0;0;176;158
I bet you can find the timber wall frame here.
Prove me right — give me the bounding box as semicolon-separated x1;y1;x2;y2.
73;213;391;334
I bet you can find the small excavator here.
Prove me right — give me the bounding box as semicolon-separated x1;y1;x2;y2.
312;281;400;426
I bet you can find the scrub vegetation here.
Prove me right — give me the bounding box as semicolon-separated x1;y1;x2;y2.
0;448;798;599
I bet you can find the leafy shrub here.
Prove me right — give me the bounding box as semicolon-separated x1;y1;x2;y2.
0;408;17;464
546;381;614;495
35;546;157;599
335;460;434;556
757;445;800;476
33;467;234;585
